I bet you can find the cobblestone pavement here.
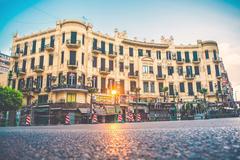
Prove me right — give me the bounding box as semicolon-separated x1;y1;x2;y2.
0;118;240;160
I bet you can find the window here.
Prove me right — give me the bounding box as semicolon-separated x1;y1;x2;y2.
178;66;183;76
69;51;76;65
130;81;136;92
81;74;85;86
129;47;134;57
82;34;85;45
82;53;84;65
196;82;201;92
169;84;174;95
108;79;115;89
109;60;113;71
12;79;16;89
40;38;45;52
109;43;113;54
146;50;151;57
156;51;161;60
193;51;198;61
30;58;35;70
32;40;36;54
120;80;125;94
157;66;162;76
213;50;217;60
26;77;33;89
119;62;124;72
188;82;194;96
185;51;190;62
38;95;48;104
39;56;44;68
61;51;64;64
177;51;182;61
158;82;164;92
22;59;26;72
168;66;174;76
205;50;209;59
49;55;53;66
186;66;193;76
46;74;52;88
71;32;77;44
166;51;171;60
100;58;105;70
23;42;28;56
217;81;221;92
67;72;76;86
62;32;65;44
37;76;43;89
215;65;220;76
143;65;148;74
207;65;211;75
16;44;20;53
67;93;76;102
129;63;134;74
149;66;153;74
138;49;143;57
14;62;18;73
50;35;55;47
180;82;185;92
119;45;124;55
143;81;149;93
150;82;155;93
92;76;98;88
194;66;200;75
209;81;214;92
93;38;97;49
101;78;106;93
93;57;97;68
101;41;105;54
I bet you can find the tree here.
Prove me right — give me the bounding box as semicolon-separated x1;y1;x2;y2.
161;87;168;102
200;88;208;103
0;86;23;112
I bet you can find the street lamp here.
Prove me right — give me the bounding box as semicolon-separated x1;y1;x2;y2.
87;77;97;124
111;89;117;121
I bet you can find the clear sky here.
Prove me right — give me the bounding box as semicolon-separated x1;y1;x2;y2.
0;0;240;99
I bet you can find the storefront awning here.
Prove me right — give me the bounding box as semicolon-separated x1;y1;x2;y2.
78;108;90;114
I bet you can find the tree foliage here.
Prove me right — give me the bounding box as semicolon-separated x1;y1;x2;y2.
0;86;23;111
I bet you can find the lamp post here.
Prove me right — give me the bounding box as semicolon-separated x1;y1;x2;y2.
111;89;117;122
134;88;141;121
87;77;97;124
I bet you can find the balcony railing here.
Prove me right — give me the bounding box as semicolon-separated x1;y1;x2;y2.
156;74;166;80
67;61;78;69
176;58;184;64
216;74;222;79
213;57;222;63
185;74;195;80
51;84;88;92
128;71;139;78
192;58;201;64
99;67;110;75
66;40;81;48
18;68;26;76
45;44;55;52
108;51;117;58
34;65;44;73
92;48;102;54
11;52;20;59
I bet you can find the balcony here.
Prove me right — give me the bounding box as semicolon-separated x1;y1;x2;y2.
108;51;117;58
99;67;110;75
128;71;139;78
34;65;44;73
92;48;102;54
66;40;81;48
18;68;26;76
176;58;184;64
33;87;41;93
192;58;201;64
185;74;195;80
45;44;54;52
51;84;88;93
156;74;166;80
216;74;222;79
11;53;20;59
67;61;78;69
213;57;222;63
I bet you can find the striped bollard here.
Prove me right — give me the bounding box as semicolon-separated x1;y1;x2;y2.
118;114;122;123
136;113;141;122
128;112;134;122
65;113;70;125
25;114;31;126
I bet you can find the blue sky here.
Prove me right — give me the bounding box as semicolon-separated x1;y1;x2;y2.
0;0;240;98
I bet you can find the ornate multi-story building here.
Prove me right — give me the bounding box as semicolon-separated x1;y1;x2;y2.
9;20;233;122
0;52;10;86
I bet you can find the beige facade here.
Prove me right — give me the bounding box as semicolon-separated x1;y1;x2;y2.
0;53;10;87
10;20;231;106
